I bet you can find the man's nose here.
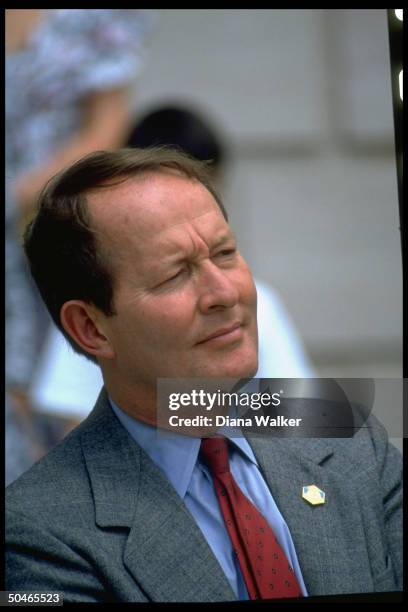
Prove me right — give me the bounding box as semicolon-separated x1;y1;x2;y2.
197;261;239;313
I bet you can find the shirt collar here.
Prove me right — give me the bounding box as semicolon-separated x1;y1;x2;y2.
109;396;258;499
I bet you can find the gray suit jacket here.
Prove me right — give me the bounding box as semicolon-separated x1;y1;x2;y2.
6;388;402;602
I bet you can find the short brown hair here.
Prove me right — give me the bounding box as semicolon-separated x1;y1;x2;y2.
23;146;227;363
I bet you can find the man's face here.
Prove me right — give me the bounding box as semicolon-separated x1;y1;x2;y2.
87;170;258;391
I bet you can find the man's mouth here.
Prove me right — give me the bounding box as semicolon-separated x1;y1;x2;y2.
196;322;243;345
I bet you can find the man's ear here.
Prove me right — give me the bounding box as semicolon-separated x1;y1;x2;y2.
60;300;115;360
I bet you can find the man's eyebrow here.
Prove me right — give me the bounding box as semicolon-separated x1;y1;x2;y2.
153;232;237;272
211;232;236;250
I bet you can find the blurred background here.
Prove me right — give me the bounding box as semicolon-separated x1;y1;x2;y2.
5;9;402;483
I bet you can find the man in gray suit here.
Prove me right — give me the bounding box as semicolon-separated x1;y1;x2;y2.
6;148;402;602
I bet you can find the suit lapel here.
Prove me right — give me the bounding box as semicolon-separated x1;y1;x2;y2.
246;434;374;596
123;449;236;602
81;389;236;602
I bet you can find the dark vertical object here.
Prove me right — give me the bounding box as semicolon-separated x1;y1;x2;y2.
387;10;403;258
387;11;404;385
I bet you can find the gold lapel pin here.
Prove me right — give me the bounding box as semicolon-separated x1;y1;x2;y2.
302;485;326;506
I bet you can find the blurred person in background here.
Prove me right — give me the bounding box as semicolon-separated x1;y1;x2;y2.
27;104;314;463
5;8;155;485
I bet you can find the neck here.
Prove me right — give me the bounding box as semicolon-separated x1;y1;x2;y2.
102;369;158;426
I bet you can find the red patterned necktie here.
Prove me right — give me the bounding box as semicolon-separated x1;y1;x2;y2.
201;436;303;600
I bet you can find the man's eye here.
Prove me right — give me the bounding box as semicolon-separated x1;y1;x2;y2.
165;269;184;283
216;248;236;258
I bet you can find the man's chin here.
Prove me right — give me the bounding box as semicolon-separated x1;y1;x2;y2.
203;355;258;380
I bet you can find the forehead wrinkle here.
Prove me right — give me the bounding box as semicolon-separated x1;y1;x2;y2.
157;206;231;264
148;225;207;273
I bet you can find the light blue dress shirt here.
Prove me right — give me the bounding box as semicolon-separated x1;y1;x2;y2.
109;397;308;600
